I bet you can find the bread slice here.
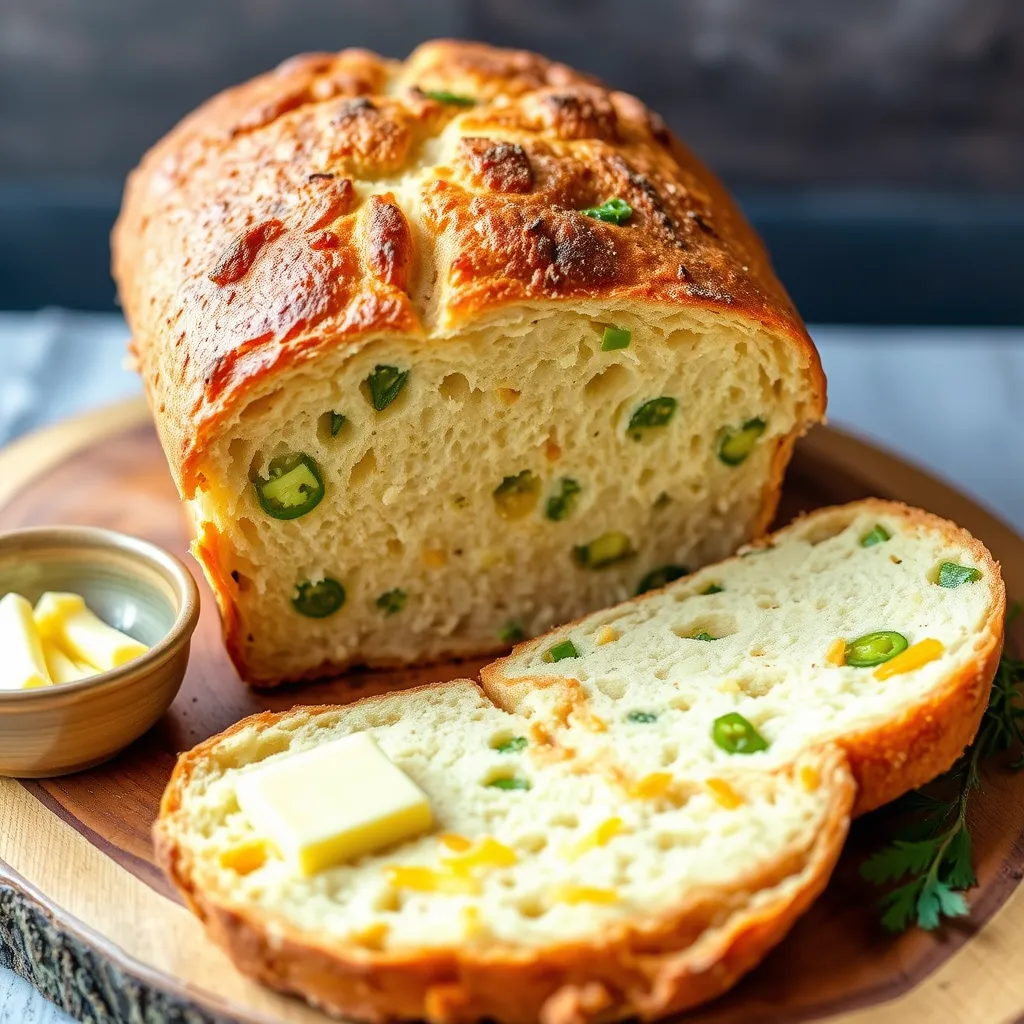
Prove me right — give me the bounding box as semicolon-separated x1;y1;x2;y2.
482;500;1006;815
156;502;1005;1023
114;40;824;685
157;679;854;1024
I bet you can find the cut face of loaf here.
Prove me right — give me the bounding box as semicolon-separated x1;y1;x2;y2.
157;679;854;1024
482;500;1006;815
113;40;825;686
195;308;818;683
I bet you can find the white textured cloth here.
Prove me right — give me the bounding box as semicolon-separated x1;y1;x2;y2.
0;314;1022;1020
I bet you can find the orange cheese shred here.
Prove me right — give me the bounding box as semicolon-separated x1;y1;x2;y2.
826;639;846;667
874;638;945;681
705;777;744;810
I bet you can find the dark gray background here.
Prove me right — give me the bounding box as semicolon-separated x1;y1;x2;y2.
3;0;1022;191
1;0;1022;320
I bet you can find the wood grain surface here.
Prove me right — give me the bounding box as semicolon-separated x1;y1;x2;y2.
1;398;1024;1024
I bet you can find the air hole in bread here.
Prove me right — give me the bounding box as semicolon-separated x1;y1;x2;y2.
756;598;779;610
518;834;548;854
583;363;630;400
349;448;377;486
239;389;284;423
639;467;655;486
668;693;689;710
439;372;471;402
802;513;856;546
228;437;249;470
316;410;347;442
386;537;404;557
234;572;253;593
515;895;548;919
236;517;259;547
373;888;402;913
550;811;578;829
659;743;679;766
594;676;627;700
672;614;738;642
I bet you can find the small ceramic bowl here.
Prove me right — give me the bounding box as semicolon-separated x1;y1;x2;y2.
0;526;200;777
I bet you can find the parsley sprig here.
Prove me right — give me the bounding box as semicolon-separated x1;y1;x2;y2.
861;603;1024;931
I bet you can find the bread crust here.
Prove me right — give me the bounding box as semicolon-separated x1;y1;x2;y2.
155;683;854;1024
113;39;824;502
481;499;1006;817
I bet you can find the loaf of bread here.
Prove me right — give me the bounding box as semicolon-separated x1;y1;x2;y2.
156;501;1004;1023
113;40;824;685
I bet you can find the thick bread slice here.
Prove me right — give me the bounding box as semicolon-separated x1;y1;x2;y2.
482;500;1006;815
157;679;853;1024
114;40;824;686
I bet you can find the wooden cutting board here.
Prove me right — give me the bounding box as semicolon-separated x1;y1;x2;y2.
1;398;1023;1024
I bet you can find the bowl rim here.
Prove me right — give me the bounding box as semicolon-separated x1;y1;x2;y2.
0;525;200;703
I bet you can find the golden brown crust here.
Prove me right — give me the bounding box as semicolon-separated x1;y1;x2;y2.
481;499;1006;817
155;684;854;1024
112;39;822;499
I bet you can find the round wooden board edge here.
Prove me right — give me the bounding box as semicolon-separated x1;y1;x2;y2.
2;400;1024;1024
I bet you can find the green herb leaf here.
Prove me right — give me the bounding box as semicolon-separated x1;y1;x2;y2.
718;418;767;466
423;89;476;106
546;478;581;522
862;604;1024;932
292;577;346;618
544;639;580;663
580;197;633;225
498;620;526;644
495;736;528;754
486;776;531;791
573;531;634;570
691;631;717;642
330;411;346;435
494;470;542;520
860;524;891;548
628;397;677;439
937;562;983;588
600;326;632;351
365;365;409;411
637;564;688;595
703;584;725;595
375;588;407;616
626;711;658;724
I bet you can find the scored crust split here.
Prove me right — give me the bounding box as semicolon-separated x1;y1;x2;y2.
114;40;826;686
155;500;1005;1024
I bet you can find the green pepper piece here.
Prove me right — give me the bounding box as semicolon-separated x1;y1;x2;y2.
546;478;581;521
626;711;658;724
423;89;476;106
498;620;526;644
544;639;579;662
495;736;527;754
573;531;634;570
703;583;724;595
292;577;346;618
580;197;633;225
486;776;531;791
494;470;541;520
860;524;891;548
636;564;688;595
601;326;632;351
376;588;407;616
254;453;325;520
712;712;769;754
628;397;677;439
718;418;767;466
364;365;409;411
844;630;909;667
937;562;983;588
691;631;717;642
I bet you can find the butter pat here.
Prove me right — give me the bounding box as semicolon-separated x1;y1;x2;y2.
43;643;93;685
235;732;433;876
34;592;148;671
0;593;53;690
